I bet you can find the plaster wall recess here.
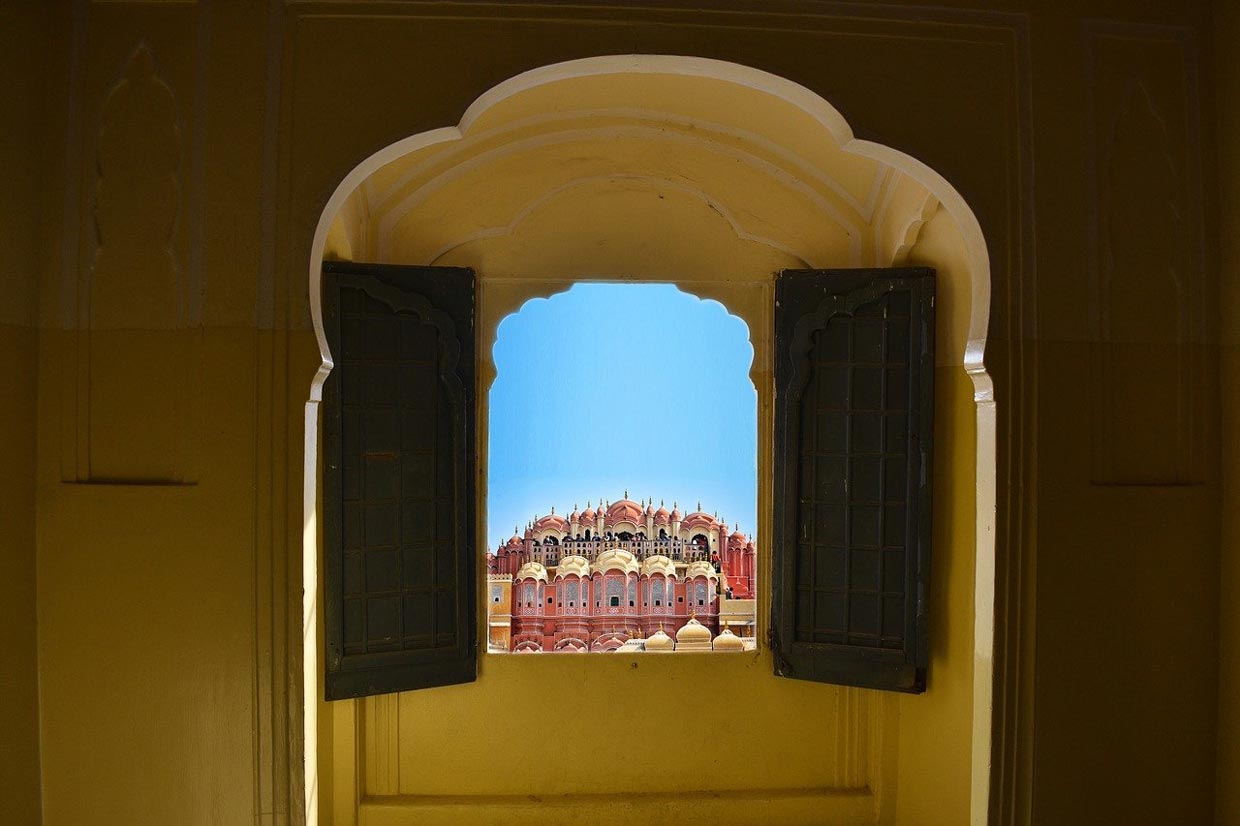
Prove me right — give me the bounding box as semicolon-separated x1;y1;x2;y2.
304;54;995;825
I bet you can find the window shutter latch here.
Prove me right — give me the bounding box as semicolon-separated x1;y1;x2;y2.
768;626;794;676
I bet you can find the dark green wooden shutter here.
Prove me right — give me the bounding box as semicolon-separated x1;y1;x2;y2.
322;261;476;699
772;268;934;693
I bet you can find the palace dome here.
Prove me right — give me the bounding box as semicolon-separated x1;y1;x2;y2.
615;638;646;654
592;548;639;576
712;628;745;651
640;555;676;579
653;504;670;525
580;503;596;522
681;506;717;532
605;496;644;527
554;555;590;579
533;512;568;533
645;627;674;652
676;616;713;645
516;561;548;583
685;560;716;580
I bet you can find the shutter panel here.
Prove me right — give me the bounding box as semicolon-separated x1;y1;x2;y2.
322;261;476;699
772;268;934;693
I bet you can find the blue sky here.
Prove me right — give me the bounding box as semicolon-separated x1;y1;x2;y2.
487;283;757;550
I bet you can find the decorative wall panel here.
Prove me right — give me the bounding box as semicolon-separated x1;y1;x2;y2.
62;4;206;484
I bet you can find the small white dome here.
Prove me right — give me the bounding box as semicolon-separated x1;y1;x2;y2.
645;627;674;652
676;616;713;645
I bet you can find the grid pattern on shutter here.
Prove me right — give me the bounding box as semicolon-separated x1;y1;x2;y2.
772;268;933;693
322;262;476;699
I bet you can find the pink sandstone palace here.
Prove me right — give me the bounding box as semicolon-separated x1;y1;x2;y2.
485;494;757;653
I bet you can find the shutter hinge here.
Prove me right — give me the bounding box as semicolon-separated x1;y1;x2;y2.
768;626;795;676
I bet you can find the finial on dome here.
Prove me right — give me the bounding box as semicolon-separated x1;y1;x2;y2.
661;499;665;507
551;505;555;515
697;501;702;511
624;489;629;499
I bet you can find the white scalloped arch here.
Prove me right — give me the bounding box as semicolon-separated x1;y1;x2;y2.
302;54;996;826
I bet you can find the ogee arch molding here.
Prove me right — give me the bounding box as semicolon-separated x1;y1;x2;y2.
304;54;996;826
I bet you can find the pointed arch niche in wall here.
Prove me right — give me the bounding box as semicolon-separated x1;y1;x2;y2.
304;56;995;825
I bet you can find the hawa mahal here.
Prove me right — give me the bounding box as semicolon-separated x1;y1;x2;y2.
485;494;757;653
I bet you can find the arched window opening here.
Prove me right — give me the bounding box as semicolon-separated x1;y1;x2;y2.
303;54;998;826
486;283;757;655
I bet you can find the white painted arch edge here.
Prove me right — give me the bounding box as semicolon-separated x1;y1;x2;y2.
307;55;991;398
302;54;997;826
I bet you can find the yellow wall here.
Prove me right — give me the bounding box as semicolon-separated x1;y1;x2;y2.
6;2;1227;825
1215;3;1240;824
1;6;49;824
31;3;285;824
1028;11;1219;824
312;61;987;824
